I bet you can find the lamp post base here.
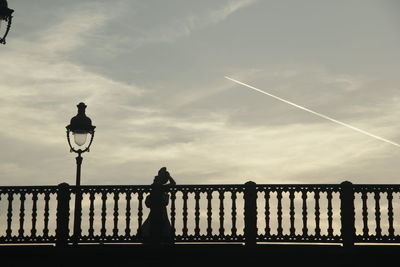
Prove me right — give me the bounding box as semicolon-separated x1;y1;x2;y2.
72;154;83;245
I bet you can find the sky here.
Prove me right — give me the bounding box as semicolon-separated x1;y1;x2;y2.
1;0;400;186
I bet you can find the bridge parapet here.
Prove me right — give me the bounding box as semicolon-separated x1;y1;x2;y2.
1;182;399;246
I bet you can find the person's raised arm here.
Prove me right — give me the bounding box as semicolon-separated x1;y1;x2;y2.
168;176;176;186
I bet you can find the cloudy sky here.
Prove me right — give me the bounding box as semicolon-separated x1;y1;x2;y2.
1;0;399;186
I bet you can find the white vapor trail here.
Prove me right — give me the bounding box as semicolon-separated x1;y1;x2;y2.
225;76;400;148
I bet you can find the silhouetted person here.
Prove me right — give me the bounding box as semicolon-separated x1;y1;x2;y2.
138;167;176;244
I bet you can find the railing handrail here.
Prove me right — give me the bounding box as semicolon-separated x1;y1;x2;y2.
1;183;399;187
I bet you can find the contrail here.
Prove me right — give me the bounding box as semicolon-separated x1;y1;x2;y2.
225;76;400;148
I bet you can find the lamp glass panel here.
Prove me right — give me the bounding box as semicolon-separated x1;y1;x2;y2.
0;19;7;40
0;20;3;35
73;133;88;146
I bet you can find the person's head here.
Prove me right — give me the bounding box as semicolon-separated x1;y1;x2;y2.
156;167;170;185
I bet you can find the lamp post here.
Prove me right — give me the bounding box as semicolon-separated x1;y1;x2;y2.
66;102;96;244
0;0;14;45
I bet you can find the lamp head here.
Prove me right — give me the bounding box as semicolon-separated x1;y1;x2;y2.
66;103;95;134
0;0;14;45
66;102;96;152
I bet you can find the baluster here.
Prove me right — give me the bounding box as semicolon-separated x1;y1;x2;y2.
277;189;283;237
314;190;321;237
170;190;176;237
31;192;38;237
125;192;131;237
231;191;237;237
113;191;119;237
289;190;295;237
88;191;95;238
244;181;257;246
18;192;26;238
374;191;382;237
264;190;270;237
327;190;333;237
194;190;200;237
219;190;225;236
137;192;143;236
387;191;394;237
340;181;355;248
100;191;107;238
182;190;188;237
361;191;369;237
6;192;13;238
43;191;50;238
56;183;71;247
301;190;308;236
207;190;213;237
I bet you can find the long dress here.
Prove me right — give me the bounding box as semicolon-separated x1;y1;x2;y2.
138;190;173;243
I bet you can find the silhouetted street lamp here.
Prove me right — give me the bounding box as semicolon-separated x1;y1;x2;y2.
0;0;14;44
66;102;96;244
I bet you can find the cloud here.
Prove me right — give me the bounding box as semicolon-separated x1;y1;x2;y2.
1;0;399;188
38;10;108;53
0;2;145;185
2;29;399;187
129;0;257;47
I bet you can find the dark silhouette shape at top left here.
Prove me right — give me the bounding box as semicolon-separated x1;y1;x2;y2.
0;0;14;45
